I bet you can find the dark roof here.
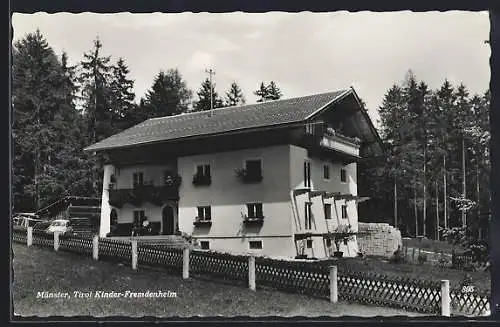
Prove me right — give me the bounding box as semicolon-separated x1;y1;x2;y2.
84;89;351;152
36;196;101;217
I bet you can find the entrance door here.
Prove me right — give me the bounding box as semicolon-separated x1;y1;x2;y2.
162;205;175;235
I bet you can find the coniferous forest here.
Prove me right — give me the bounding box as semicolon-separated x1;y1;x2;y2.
12;30;490;244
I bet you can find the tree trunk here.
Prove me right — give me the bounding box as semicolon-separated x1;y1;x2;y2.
414;180;418;237
34;103;41;210
394;179;398;229
443;154;447;230
462;137;466;228
436;180;439;240
476;158;481;239
423;144;427;237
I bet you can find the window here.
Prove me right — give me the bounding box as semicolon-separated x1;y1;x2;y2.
323;164;330;180
340;167;347;183
304;161;311;188
306;239;313;248
197;206;212;221
133;210;145;225
305;123;314;135
326;239;332;247
324;203;332;220
245;160;262;177
341;205;348;219
196;165;211;178
200;241;210;250
304;202;312;230
246;203;263;218
133;172;144;188
249;241;263;249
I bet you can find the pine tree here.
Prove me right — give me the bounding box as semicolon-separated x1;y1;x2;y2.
141;69;193;118
109;57;137;130
225;81;246;106
254;82;268;103
194;78;223;111
254;81;283;102
78;37;115;196
79;37;115;144
12;30;88;210
266;81;282;100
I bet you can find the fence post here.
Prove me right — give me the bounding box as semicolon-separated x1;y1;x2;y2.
131;240;138;270
248;255;256;291
27;227;33;247
92;235;99;260
54;232;60;251
441;279;451;317
183;247;190;279
330;265;338;303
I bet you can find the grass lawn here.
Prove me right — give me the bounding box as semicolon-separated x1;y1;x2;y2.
322;256;490;293
12;243;425;318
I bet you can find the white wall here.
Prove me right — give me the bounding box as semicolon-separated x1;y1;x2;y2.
115;201;178;231
195;236;297;258
289;145;359;257
178;145;293;243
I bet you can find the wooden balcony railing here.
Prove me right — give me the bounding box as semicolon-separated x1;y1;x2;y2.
109;184;179;208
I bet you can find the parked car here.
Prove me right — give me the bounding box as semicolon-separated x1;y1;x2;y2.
32;221;52;232
45;219;73;235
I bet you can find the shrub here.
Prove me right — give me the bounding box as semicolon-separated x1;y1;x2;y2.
389;246;406;264
417;252;428;264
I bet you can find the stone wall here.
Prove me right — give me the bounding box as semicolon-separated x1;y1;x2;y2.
357;222;402;258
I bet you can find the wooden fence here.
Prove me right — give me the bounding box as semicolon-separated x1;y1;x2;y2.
12;228;490;317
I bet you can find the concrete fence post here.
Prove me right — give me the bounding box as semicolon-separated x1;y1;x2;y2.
92;235;99;260
54;232;60;251
27;227;33;247
182;247;190;279
441;279;451;317
131;240;138;270
248;255;256;291
330;265;338;303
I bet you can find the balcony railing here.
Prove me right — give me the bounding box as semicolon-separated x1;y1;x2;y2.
235;168;263;184
193;217;212;227
192;173;211;186
243;215;265;226
303;131;361;158
109;184;179;208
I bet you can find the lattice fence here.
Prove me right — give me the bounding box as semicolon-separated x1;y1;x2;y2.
451;288;490;316
32;230;54;248
98;237;132;263
338;272;441;314
59;234;93;256
256;257;330;299
190;250;248;283
12;228;27;244
12;229;491;317
137;243;183;272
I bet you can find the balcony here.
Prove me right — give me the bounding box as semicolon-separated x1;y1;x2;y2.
235;168;263;184
193;217;212;227
243;215;264;226
302;130;361;160
192;173;211;187
109;184;180;208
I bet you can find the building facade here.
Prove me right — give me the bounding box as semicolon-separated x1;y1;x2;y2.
85;88;383;259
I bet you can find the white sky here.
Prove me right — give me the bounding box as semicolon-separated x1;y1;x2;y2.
12;11;491;126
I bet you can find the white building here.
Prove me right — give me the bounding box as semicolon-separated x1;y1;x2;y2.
84;88;384;259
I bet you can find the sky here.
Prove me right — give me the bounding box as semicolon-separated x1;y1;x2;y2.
12;11;491;126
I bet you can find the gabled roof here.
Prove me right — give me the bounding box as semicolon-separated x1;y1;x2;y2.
84;89;352;152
